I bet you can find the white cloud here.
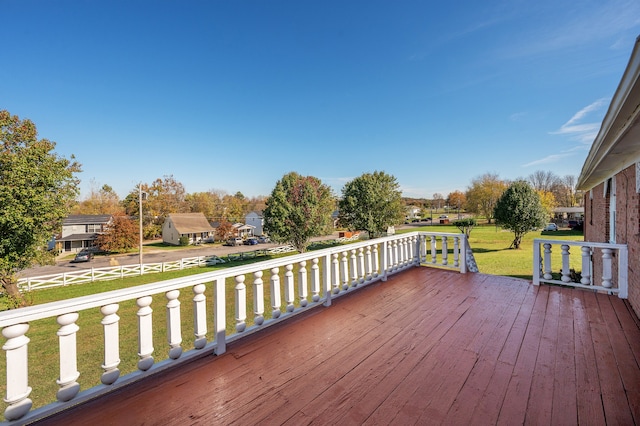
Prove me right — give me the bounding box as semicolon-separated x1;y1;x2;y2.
550;98;608;144
522;153;573;168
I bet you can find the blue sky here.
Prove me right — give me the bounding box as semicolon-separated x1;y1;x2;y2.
2;1;639;200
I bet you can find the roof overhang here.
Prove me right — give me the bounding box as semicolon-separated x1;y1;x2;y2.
577;35;640;191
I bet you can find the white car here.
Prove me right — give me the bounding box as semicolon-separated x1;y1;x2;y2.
544;223;558;231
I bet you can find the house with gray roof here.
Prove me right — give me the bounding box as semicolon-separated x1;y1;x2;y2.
56;214;113;253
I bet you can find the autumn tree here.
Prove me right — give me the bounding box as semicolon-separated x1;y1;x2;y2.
72;181;123;215
95;214;138;253
465;173;508;224
263;172;335;252
214;220;235;242
223;192;249;223
338;171;405;239
536;190;557;221
432;193;445;210
185;191;218;218
493;180;547;249
447;191;466;216
0;110;81;306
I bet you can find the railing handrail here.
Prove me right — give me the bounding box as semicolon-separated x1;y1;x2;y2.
533;238;627;250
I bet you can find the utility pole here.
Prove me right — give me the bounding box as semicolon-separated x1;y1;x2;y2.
139;184;144;266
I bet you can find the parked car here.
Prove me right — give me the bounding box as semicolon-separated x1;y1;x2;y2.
244;237;259;245
225;237;243;246
544;223;558;231
72;250;94;263
438;215;448;219
257;235;271;243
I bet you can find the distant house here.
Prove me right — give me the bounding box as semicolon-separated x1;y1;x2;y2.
406;206;421;220
552;207;584;222
577;36;640;319
56;214;112;252
245;211;264;236
162;213;216;246
233;223;255;239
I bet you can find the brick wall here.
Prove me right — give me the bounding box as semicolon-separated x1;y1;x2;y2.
584;164;640;319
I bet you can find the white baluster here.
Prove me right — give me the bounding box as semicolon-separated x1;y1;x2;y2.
332;253;340;294
56;312;80;402
420;234;427;263
270;267;281;319
580;246;592;285
136;296;154;371
365;246;373;281
442;236;449;266
392;239;399;270
358;247;365;284
431;236;437;264
166;290;183;359
561;244;571;283
213;277;226;355
284;264;295;312
350;249;358;287
372;244;379;278
453;236;460;267
193;284;207;349
311;258;320;302
602;248;613;288
235;275;247;332
298;261;308;307
341;251;349;291
2;323;32;421
253;271;265;325
543;243;553;280
100;304;121;385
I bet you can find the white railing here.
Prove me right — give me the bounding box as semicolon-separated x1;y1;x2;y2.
17;255;227;292
533;239;628;298
0;232;466;424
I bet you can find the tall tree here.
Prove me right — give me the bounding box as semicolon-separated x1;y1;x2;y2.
447;190;466;215
528;170;560;192
432;193;445;210
263;172;335;253
338;171;405;239
0;110;81;306
493;180;547;249
465;173;508;224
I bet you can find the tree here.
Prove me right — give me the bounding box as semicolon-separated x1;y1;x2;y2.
465;173;508;224
214;220;235;242
447;191;466;217
72;181;123;215
536;190;557;221
0;110;81;306
95;214;138;253
453;218;476;238
432;193;445;210
338;171;405;239
493;180;547;249
263;172;335;253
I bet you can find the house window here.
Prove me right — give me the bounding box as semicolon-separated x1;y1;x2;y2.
87;224;101;233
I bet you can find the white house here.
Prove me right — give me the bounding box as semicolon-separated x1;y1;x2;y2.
245;211;264;236
162;213;216;246
56;214;112;252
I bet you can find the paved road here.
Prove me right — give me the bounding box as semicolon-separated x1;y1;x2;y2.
18;233;342;279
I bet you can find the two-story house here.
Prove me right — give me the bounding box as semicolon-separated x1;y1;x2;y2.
56;214;112;253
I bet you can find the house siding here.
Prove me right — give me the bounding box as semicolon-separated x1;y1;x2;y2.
584;164;640;318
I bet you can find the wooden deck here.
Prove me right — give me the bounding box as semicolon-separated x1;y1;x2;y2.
34;267;640;425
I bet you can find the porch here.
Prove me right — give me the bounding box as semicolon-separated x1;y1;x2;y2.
34;267;640;425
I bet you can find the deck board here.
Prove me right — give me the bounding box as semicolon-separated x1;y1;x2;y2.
33;267;640;426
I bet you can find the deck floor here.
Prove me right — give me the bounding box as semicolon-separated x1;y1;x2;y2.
35;267;640;425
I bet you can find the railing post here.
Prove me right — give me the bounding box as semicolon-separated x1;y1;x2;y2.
459;235;467;274
331;253;341;293
357;247;365;284
284;264;295;312
311;258;320;303
234;275;247;332
136;296;155;370
253;271;265;325
602;248;613;289
365;246;373;281
561;244;571;283
56;312;80;402
430;236;437;264
166;290;183;360
580;246;592;285
543;243;552;280
323;254;333;306
381;241;388;281
453;236;459;268
100;304;121;385
350;249;358;287
193;284;207;349
298;261;308;307
340;251;349;291
270;267;282;318
442;236;448;266
2;323;32;421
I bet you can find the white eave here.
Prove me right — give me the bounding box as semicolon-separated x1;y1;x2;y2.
577;35;640;191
